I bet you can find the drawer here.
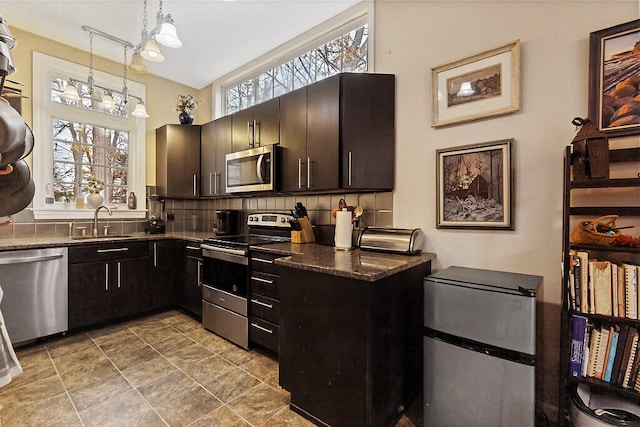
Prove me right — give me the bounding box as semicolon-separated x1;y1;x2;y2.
250;293;280;324
250;271;279;299
69;241;148;263
250;251;281;274
250;316;279;353
203;300;249;350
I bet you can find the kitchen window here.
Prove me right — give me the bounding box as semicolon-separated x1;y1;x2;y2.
31;52;146;220
225;19;368;115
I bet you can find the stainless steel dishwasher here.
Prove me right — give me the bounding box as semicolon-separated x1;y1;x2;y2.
0;247;68;344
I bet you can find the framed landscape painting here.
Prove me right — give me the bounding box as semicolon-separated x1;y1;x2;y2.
436;139;513;230
431;40;520;128
588;19;640;137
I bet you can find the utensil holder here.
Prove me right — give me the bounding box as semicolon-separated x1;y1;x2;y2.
291;217;315;243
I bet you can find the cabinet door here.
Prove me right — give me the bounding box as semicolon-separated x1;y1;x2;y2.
148;240;175;309
341;74;395;190
279;87;308;192
253;98;279;147
214;115;232;195
232;108;254;151
112;257;148;319
68;261;112;329
200;121;217;197
176;241;202;317
307;75;340;191
156;124;201;197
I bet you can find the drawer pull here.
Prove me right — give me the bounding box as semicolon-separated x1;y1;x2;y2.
97;248;129;253
251;299;273;309
251;276;273;284
186;246;200;251
251;322;273;334
252;257;273;264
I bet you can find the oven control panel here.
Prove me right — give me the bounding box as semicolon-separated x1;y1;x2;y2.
247;213;294;228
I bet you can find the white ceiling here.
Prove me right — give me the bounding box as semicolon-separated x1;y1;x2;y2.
1;0;361;89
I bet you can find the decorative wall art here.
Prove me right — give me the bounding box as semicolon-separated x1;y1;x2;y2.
436;139;513;230
431;40;520;128
588;19;640;137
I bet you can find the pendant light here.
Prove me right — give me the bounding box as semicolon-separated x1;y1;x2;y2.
152;0;182;48
139;0;165;63
129;49;149;74
60;79;81;102
100;93;116;110
131;98;149;118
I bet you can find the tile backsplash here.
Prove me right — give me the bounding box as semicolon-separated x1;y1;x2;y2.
0;192;393;239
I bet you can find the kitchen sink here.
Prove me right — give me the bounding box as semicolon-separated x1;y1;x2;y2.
70;234;133;241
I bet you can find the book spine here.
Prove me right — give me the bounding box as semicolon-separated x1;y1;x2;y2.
570;315;587;378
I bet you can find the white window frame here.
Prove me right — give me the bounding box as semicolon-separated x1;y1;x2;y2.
213;2;373;118
32;51;147;220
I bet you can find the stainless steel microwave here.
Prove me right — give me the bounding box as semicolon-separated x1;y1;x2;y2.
225;145;277;193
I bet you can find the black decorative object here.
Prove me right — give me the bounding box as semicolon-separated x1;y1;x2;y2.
179;112;194;125
571;117;610;180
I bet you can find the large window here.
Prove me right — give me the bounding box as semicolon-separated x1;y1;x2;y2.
225;23;368;114
32;52;146;219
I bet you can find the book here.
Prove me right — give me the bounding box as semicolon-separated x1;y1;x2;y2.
625;263;638;320
569;315;588;378
612;264;619;317
604;325;620;382
593;260;612;316
583;324;593;378
617;327;638;385
623;330;640;388
611;324;630;384
594;326;611;380
617;265;626;317
571;253;581;311
576;251;589;313
588;261;596;314
587;327;602;378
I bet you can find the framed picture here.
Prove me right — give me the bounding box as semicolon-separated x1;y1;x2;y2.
588;19;640;138
431;40;520;128
436;139;513;230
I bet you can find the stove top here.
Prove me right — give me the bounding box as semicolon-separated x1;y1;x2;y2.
202;212;294;250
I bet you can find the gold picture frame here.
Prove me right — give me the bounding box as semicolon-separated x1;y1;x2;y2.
431;40;520;128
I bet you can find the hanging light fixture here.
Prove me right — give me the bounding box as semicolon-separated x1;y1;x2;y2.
100;92;116;110
131;97;149;118
151;0;182;48
60;78;81;102
129;48;149;74
138;0;165;63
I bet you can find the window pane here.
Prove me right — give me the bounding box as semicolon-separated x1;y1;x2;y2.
51;77;128;117
316;39;342;81
239;80;255;109
343;25;368;72
293;51;316;89
227;85;241;114
272;62;292;97
255;73;273;104
52;118;129;204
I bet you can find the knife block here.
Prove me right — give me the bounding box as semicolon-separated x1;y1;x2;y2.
291;217;316;243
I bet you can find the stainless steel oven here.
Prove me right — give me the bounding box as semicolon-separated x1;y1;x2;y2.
200;212;292;349
225;145;277;193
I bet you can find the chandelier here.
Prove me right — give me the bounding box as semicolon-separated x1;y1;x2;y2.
133;0;182;68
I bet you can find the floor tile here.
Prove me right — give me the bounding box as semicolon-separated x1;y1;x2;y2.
188;405;252;427
132;324;179;345
0;375;66;409
107;342;161;371
45;332;94;359
0;351;57;392
97;332;145;356
150;333;195;355
226;382;289;425
136;369;197;406
161;313;201;333
78;389;165;427
261;406;317;427
240;351;278;382
164;342;214;368
0;392;80;427
52;345;108;374
68;372;132;411
202;366;261;403
178;354;235;385
199;331;237;354
152;383;221;427
219;344;258;366
59;357;120;391
121;356;178;388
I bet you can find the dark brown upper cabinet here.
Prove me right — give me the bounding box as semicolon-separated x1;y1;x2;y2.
201;115;232;196
156;124;202;198
231;97;280;151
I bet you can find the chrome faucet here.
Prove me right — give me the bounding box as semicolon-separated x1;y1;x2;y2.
93;205;112;237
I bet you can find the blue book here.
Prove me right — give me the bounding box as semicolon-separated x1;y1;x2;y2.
604;327;620;382
570;315;588;377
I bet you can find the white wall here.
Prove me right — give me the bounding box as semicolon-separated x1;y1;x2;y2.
374;0;639;416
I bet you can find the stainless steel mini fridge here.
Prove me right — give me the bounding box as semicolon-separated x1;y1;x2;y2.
423;266;542;427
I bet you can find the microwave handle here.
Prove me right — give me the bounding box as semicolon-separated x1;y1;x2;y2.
256;154;265;183
254;120;259;147
247;121;254;147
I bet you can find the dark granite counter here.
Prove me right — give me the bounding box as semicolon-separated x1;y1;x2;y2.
256;242;436;282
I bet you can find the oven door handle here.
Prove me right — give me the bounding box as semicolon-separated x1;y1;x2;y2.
201;244;248;265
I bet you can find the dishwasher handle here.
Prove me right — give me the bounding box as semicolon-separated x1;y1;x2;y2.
0;253;64;265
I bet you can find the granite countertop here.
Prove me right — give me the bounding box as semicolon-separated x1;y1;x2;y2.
255;242;436;282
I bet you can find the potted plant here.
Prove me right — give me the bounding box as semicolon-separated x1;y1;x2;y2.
175;94;201;124
83;174;104;208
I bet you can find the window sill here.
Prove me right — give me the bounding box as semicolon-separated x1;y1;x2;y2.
32;207;147;221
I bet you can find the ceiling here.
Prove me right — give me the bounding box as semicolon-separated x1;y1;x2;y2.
1;0;362;89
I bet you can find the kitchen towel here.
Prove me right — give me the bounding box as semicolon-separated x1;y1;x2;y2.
335;209;353;249
0;285;22;389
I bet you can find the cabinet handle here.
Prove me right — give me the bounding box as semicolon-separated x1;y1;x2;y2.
117;261;121;288
153;243;158;267
252;257;273;264
193;174;198;196
97;248;129;253
348;151;353;187
254;120;259;146
186;245;200;251
251;298;273;309
214;172;219;195
197;260;202;287
105;263;109;290
251;322;273;334
209;172;213;196
307;156;312;188
247;121;253;147
298;158;302;190
251;276;273;284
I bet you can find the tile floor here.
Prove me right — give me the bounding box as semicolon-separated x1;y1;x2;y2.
0;310;422;427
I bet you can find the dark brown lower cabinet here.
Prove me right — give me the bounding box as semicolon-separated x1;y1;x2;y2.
176;240;203;317
279;260;431;427
148;240;175;310
68;241;148;329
